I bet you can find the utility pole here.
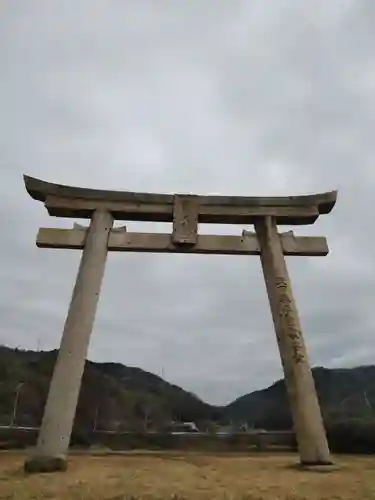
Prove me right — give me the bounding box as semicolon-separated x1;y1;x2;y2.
10;383;24;427
363;390;372;411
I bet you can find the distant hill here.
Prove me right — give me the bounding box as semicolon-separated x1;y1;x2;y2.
0;346;218;431
225;366;375;429
1;345;374;432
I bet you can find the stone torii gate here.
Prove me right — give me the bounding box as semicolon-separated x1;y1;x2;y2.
23;175;337;473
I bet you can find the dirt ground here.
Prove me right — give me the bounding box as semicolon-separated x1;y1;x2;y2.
0;451;374;499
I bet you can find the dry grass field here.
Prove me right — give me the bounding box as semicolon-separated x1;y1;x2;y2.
0;452;375;500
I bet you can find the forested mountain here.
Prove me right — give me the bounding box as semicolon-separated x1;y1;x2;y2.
0;346;217;431
226;366;375;428
1;345;374;432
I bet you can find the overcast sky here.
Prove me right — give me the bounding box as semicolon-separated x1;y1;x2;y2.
1;1;375;405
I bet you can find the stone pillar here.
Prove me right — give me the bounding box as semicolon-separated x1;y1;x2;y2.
24;209;113;473
255;216;333;467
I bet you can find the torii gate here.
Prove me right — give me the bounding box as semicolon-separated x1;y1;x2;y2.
22;175;337;473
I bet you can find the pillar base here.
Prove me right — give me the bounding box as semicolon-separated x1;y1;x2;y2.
24;455;68;474
294;461;339;473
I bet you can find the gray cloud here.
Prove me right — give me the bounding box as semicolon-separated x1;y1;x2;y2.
1;0;374;404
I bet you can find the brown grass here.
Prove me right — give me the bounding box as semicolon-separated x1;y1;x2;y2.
0;451;374;499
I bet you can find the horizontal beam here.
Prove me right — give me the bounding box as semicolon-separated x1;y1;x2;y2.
36;228;329;256
44;195;320;225
24;175;338;225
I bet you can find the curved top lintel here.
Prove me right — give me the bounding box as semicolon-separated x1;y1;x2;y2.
23;175;337;213
23;175;337;224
